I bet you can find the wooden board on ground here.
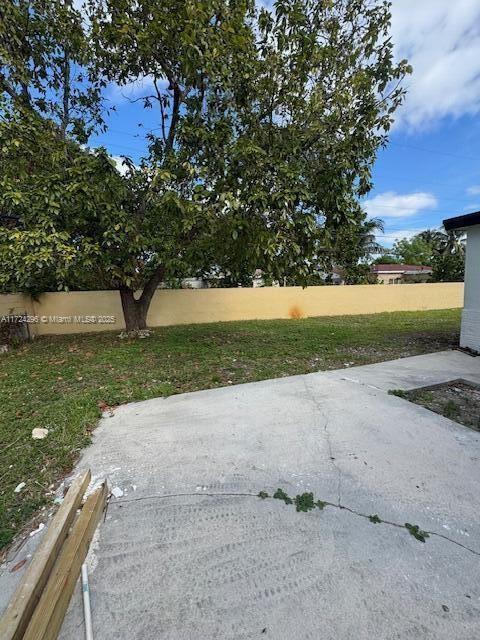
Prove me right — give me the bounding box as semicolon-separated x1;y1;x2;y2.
0;470;91;640
23;481;107;640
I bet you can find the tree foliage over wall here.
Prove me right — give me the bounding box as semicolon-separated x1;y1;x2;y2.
0;0;411;330
375;229;465;282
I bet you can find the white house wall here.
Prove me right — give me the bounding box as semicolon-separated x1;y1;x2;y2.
461;226;480;353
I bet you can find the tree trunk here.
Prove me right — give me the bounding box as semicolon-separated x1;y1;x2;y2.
119;288;148;332
119;266;165;332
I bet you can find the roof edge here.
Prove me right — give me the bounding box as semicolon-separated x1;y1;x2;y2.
443;211;480;231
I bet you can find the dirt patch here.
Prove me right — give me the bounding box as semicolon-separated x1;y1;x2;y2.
390;380;480;431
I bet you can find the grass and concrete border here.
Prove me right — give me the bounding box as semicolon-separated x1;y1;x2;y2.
0;308;461;549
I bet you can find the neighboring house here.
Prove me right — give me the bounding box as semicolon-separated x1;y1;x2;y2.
444;211;480;353
371;264;432;284
181;277;207;289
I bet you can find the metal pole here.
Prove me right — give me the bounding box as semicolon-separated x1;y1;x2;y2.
81;563;94;640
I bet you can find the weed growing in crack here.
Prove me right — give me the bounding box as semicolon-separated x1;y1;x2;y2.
295;492;316;512
259;488;432;546
405;522;430;543
273;488;293;504
272;488;323;512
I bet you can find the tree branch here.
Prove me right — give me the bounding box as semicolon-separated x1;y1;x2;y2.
139;264;165;307
0;73;18;102
125;93;158;104
153;79;167;143
166;82;182;150
61;48;71;139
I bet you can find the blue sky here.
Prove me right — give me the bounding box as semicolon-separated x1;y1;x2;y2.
89;0;480;249
365;115;480;247
362;0;480;247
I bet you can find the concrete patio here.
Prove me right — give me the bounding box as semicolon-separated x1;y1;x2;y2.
2;350;480;638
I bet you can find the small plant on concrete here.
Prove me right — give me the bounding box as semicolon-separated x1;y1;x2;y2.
295;492;316;513
257;489;432;546
267;488;327;512
273;488;293;505
405;522;430;543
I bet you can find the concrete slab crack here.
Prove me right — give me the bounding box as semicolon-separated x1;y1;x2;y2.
324;418;342;506
302;378;342;506
110;491;480;558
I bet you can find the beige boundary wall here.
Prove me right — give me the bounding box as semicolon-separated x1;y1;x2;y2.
0;283;464;336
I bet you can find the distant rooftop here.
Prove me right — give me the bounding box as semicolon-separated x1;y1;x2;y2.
371;264;432;273
443;211;480;231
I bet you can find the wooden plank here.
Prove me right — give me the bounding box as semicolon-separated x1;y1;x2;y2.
23;481;107;640
0;470;91;640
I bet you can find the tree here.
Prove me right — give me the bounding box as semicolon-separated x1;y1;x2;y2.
325;216;385;284
0;107;125;294
374;228;465;282
0;1;112;295
372;254;401;264
392;235;434;266
0;0;106;141
431;252;464;282
186;0;410;288
431;230;465;282
1;0;410;331
417;229;446;247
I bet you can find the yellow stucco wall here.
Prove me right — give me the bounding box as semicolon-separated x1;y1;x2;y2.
0;293;38;335
0;293;35;316
0;283;464;336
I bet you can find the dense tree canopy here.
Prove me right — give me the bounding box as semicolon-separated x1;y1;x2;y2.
0;0;106;140
392;235;436;266
0;0;411;330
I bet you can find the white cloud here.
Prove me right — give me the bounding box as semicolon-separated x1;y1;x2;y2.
111;155;132;176
376;228;425;247
390;0;480;129
106;76;163;104
364;191;438;219
467;185;480;196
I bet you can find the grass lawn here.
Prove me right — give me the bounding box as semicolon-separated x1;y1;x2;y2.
0;308;461;549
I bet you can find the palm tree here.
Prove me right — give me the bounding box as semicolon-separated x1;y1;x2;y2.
358;217;385;258
417;227;465;256
417;229;445;248
438;229;466;256
430;227;466;283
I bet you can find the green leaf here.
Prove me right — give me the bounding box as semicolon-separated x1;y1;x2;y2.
405;522;430;543
273;488;293;505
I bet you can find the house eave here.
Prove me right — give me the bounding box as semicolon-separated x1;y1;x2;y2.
443;211;480;231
